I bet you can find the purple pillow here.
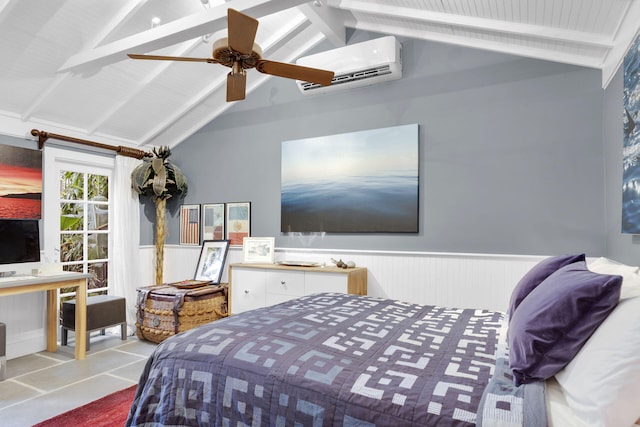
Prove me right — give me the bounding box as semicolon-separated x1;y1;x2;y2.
508;261;621;386
508;254;585;316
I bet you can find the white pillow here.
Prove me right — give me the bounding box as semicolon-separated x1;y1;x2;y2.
587;257;640;299
554;295;640;427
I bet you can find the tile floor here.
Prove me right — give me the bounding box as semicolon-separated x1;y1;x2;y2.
0;332;157;426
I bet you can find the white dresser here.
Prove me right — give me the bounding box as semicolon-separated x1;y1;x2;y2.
229;263;367;314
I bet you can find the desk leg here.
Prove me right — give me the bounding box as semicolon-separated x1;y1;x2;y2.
45;290;58;353
74;279;87;360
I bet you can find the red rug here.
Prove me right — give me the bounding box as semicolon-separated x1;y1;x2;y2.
32;384;137;427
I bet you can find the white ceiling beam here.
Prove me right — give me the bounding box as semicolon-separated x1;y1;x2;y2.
345;19;603;70
331;0;614;49
58;0;311;73
601;1;640;88
298;2;345;47
138;13;312;145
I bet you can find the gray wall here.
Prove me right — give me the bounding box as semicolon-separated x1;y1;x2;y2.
148;34;606;256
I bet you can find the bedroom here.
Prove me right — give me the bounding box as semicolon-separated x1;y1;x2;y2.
0;0;638;425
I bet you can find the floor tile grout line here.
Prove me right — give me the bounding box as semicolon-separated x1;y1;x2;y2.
0;353;144;412
0;338;155;422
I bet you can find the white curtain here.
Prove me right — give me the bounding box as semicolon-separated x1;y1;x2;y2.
112;155;142;335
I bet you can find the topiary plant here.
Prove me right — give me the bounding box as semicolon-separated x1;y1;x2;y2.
131;146;188;284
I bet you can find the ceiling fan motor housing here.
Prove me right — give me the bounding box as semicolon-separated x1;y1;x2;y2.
212;37;262;69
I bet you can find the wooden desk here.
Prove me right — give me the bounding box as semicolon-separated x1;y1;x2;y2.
0;273;90;360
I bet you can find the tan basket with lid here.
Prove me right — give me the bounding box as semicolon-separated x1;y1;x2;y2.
135;281;228;343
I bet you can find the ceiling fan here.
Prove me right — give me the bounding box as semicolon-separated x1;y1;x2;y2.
127;8;335;102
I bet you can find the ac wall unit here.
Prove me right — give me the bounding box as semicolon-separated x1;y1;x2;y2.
295;36;402;95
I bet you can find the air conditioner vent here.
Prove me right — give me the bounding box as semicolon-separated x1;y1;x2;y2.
295;36;402;95
299;65;393;92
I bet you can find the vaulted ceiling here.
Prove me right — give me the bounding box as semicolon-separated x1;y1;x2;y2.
1;0;639;152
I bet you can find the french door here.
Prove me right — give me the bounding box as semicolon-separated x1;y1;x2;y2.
43;146;114;299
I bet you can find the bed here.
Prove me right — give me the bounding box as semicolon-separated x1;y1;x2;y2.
126;256;640;427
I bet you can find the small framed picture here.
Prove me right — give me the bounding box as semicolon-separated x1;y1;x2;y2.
243;237;275;264
225;201;251;246
202;203;225;241
180;204;200;245
194;240;230;283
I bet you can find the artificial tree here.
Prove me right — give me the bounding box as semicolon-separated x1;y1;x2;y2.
131;146;188;284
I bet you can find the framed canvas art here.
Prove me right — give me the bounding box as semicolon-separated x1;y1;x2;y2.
281;124;419;233
623;33;640;233
0;144;42;219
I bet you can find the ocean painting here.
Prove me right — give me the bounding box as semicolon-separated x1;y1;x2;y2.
623;34;640;233
0;145;42;219
281;124;419;233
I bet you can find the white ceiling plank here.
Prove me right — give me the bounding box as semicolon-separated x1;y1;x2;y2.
86;39;205;136
57;0;311;73
23;0;146;122
601;1;640;88
333;0;614;49
298;2;346;47
0;0;18;25
345;19;604;70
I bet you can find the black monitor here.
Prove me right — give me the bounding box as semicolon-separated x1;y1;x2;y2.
0;219;40;265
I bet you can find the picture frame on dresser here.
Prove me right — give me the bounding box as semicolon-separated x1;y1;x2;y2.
242;237;275;264
195;240;230;283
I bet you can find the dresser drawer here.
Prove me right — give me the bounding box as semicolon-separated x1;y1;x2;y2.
230;268;266;314
230;263;367;314
305;271;347;294
266;270;305;297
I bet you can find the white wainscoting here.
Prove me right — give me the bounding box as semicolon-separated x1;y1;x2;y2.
148;245;544;311
2;245;543;359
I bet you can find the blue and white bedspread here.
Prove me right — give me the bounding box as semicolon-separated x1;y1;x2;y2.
477;316;547;427
126;293;545;426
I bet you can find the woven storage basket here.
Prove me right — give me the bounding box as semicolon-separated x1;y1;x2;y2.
135;282;228;343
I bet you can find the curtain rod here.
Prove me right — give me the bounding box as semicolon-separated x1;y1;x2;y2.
30;129;151;160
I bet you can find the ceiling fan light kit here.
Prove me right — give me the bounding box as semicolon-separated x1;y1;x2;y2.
127;8;334;102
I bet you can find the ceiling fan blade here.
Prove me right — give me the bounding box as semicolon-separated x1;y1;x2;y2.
227;72;246;102
127;54;215;63
256;60;334;86
227;8;258;56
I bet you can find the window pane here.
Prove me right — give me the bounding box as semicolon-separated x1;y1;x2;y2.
60;171;84;200
88;204;108;231
60;233;83;262
87;233;108;260
88;262;108;290
60;203;84;231
60;264;83;293
88;174;108;199
63;264;83;273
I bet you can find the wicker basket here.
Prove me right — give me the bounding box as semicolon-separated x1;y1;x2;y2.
135;282;228;343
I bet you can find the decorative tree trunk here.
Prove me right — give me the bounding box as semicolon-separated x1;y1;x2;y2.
155;198;167;285
131;146;187;286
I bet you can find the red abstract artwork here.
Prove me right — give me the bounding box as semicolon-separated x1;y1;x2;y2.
0;145;42;219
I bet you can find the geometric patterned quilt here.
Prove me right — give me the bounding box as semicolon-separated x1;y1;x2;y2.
126;293;506;426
